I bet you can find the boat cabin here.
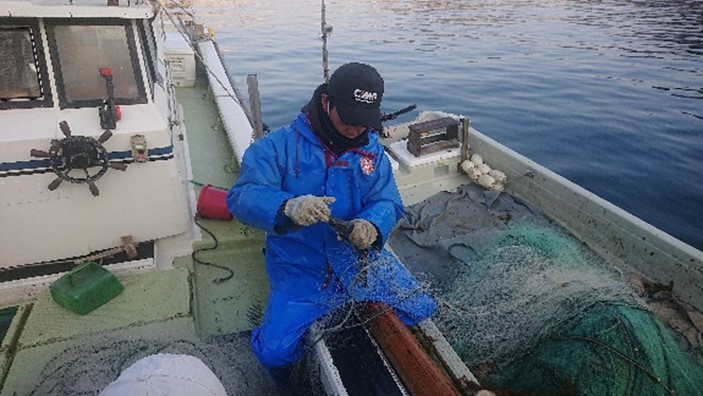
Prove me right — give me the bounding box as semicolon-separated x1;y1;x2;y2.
0;0;191;270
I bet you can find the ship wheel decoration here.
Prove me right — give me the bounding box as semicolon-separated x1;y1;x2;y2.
29;121;127;196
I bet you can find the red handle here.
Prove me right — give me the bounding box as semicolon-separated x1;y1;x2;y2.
99;67;113;77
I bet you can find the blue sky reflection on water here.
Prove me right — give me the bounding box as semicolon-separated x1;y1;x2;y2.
192;0;703;250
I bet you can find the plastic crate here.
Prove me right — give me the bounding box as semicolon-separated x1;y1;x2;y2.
49;262;124;315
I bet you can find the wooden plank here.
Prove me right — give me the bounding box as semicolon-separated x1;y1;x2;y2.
408;117;460;134
361;302;461;396
407;117;461;157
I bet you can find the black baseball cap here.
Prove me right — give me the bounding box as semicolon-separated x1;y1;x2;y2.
328;62;384;130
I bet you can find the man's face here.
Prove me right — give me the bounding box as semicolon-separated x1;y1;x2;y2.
321;94;368;139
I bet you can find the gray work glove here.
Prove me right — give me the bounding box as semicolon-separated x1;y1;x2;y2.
284;195;336;226
349;219;378;250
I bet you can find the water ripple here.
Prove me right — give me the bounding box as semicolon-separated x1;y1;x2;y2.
192;0;703;250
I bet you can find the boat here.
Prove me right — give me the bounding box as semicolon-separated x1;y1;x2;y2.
1;0;702;395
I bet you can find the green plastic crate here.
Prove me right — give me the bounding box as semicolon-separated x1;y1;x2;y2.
49;262;124;315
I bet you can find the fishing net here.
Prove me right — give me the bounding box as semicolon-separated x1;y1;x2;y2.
489;303;703;395
389;183;703;395
22;332;282;396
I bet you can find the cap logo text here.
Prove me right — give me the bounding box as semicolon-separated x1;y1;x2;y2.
353;89;378;104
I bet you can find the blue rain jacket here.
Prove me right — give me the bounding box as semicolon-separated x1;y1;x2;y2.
227;113;436;369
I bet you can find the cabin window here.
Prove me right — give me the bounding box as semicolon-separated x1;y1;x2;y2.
138;19;158;98
46;20;146;108
0;20;52;110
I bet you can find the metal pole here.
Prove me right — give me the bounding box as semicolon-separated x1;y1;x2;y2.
247;74;264;139
458;117;471;174
460;117;470;163
321;0;332;83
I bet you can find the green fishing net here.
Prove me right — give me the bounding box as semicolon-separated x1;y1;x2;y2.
390;184;703;395
489;303;703;395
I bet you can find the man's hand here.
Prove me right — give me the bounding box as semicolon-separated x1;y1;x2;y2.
349;219;378;249
284;195;336;226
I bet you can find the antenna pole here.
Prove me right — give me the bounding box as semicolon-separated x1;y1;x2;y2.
321;0;332;83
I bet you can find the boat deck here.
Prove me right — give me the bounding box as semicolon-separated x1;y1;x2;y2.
0;76;277;395
174;72;269;338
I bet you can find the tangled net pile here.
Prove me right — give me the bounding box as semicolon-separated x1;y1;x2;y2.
435;224;642;369
390;184;703;395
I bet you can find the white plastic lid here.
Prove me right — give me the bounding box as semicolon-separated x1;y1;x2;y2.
100;353;228;396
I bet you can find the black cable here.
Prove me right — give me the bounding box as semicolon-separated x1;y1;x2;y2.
192;216;234;283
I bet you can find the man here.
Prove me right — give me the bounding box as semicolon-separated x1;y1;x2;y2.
226;62;435;377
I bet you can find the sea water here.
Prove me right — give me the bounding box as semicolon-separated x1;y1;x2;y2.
191;0;703;249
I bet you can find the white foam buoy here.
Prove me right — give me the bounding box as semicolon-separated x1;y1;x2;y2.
466;153;507;192
468;167;482;182
478;174;495;189
488;169;507;183
470;154;483;166
460;160;475;174
491;182;505;192
477;163;491;175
